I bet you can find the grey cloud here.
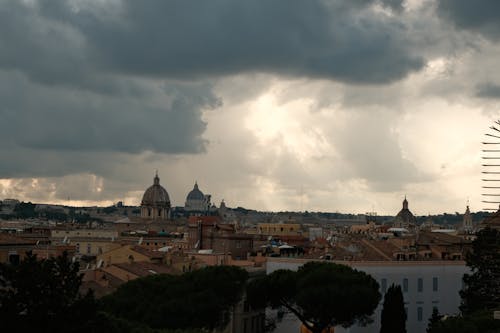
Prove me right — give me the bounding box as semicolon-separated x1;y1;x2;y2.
331;112;430;191
0;2;89;87
0;71;217;156
438;0;500;41
476;82;500;99
87;0;423;83
379;0;404;12
1;175;101;202
0;147;123;179
1;0;424;85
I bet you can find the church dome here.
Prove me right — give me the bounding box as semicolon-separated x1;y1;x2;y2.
186;182;204;201
394;196;416;228
395;209;416;224
141;174;170;207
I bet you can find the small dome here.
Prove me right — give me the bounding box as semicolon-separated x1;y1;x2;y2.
186;182;205;201
395;197;416;226
395;209;416;224
141;174;170;207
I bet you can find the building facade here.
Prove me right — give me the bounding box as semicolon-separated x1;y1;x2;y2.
266;258;469;333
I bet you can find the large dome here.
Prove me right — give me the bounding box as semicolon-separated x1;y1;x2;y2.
141;174;170;207
186;182;204;201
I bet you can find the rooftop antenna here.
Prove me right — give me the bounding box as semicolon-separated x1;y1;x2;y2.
300;185;304;212
482;120;500;210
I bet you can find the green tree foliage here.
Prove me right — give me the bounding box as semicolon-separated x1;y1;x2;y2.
427;308;442;333
101;265;248;331
0;251;95;333
13;201;37;219
460;227;500;314
427;311;500;333
247;261;381;333
430;227;500;333
102;206;118;214
380;284;406;333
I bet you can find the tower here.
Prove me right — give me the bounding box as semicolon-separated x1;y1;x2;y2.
462;204;473;233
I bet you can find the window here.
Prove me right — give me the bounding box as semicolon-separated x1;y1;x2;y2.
417;307;423;321
87;243;91;254
403;278;409;292
433;277;438;292
381;278;387;294
8;253;20;265
418;278;423;292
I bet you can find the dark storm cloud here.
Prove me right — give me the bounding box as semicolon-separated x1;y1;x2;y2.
1;0;424;85
0;72;218;155
0;1;89;87
476;82;500;99
0;0;425;183
83;0;422;83
379;0;404;12
438;0;500;41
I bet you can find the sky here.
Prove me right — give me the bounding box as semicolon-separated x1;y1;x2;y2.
1;0;500;215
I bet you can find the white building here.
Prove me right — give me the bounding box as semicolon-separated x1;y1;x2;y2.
267;258;469;333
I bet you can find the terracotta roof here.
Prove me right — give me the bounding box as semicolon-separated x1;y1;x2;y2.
188;216;222;224
131;245;164;259
113;262;178;277
0;234;37;246
417;231;467;245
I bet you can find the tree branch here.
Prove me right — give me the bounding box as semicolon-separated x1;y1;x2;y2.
279;298;319;332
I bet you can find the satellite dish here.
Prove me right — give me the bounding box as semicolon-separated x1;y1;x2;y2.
138;237;143;245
